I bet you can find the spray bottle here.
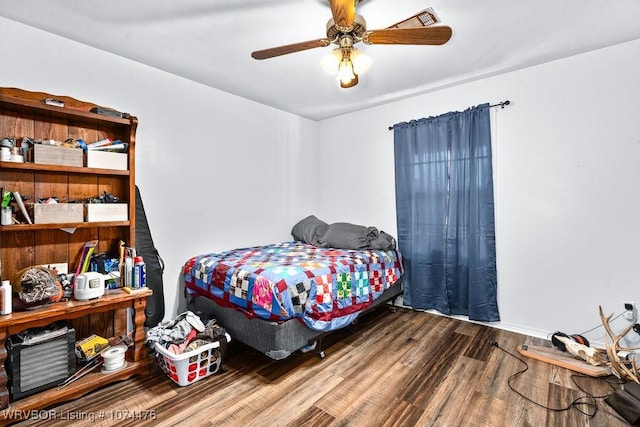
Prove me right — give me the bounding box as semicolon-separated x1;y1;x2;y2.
133;256;146;289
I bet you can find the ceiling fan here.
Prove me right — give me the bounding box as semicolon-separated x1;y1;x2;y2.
251;1;452;88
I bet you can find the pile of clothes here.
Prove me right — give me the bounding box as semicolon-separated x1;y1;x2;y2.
146;311;227;359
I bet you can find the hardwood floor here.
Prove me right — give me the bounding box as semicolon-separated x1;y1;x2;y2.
9;307;630;426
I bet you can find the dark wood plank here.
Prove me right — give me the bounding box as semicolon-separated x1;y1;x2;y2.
286;406;335;427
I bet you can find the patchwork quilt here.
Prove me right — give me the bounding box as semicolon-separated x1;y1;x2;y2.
183;241;404;331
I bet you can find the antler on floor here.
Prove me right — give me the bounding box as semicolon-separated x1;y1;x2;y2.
599;306;640;383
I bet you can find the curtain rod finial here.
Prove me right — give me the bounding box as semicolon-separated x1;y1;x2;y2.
490;100;511;109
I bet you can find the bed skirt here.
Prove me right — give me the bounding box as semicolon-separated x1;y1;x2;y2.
187;281;403;360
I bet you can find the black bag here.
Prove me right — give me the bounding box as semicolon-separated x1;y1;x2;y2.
135;185;165;328
605;381;640;425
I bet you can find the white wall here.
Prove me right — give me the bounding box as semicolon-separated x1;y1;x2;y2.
316;39;640;347
0;17;319;320
3;15;639;348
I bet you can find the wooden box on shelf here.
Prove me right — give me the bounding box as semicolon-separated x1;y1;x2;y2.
32;203;83;224
33;144;83;167
86;150;127;171
86;203;128;222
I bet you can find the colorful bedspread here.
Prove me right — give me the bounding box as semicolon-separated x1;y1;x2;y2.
183;241;404;331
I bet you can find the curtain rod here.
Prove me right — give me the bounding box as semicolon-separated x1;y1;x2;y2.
387;100;511;130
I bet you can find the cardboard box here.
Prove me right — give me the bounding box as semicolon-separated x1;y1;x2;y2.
75;334;110;363
33;203;84;224
86;203;128;222
33;144;83;167
86;150;128;171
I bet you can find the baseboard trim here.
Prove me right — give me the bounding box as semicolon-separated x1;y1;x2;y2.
401;306;616;349
399;304;550;341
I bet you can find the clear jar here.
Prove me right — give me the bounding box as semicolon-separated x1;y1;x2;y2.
0;147;10;161
1;206;12;225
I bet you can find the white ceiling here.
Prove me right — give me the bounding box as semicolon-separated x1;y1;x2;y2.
1;0;640;120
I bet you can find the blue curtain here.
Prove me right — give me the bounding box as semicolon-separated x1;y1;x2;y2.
393;103;499;322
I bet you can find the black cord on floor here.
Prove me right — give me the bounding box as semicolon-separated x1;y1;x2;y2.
490;341;599;418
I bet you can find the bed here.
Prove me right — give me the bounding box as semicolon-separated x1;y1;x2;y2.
183;241;404;359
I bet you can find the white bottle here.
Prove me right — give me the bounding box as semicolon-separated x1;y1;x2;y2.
0;280;12;315
124;256;133;288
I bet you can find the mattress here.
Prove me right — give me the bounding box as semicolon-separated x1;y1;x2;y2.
183;241;404;332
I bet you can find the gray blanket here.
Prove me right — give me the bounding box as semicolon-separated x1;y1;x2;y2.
291;215;396;251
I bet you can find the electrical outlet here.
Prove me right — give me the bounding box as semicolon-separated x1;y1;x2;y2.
623;301;637;322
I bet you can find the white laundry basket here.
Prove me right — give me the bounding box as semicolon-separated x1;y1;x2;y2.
154;333;230;386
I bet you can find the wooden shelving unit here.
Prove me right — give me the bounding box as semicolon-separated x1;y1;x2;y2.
0;289;152;422
0;88;148;418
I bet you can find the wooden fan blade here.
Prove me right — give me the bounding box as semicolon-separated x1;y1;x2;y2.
363;26;452;45
251;38;331;60
329;0;356;30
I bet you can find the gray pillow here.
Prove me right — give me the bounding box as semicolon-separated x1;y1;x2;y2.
318;222;377;250
369;230;397;250
291;215;329;246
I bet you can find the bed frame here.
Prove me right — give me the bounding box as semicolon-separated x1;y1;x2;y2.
187;281;403;360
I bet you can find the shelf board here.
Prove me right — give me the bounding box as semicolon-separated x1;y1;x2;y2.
0;160;129;176
0;93;132;125
1;221;130;232
1;359;152;418
0;288;152;332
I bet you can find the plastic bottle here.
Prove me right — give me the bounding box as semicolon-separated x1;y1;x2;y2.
124;256;133;288
0;280;12;315
133;256;146;289
1;206;12;225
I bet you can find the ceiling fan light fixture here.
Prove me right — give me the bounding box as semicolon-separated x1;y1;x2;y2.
350;48;371;75
340;73;359;88
337;55;357;85
251;5;452;89
322;46;360;87
321;48;342;75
